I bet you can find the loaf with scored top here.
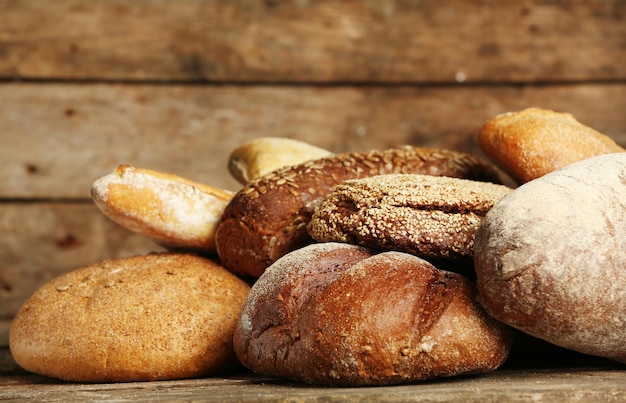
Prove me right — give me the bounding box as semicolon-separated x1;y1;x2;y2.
234;242;512;386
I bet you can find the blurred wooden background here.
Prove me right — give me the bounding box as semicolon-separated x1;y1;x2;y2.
1;0;625;345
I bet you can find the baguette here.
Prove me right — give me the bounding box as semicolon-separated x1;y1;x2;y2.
92;165;234;253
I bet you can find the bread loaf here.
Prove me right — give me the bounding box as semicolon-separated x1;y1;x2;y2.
216;146;503;277
228;137;333;184
91;165;234;254
9;253;251;382
234;243;512;386
474;153;626;364
477;107;624;183
308;174;511;261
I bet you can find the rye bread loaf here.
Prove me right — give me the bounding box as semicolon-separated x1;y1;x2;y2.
234;243;512;386
216;146;503;277
474;153;626;364
308;174;511;261
9;253;251;382
477;107;624;184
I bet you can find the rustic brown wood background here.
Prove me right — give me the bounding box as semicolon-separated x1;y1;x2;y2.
1;0;625;346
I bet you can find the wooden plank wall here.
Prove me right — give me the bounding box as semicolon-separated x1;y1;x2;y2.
1;0;625;346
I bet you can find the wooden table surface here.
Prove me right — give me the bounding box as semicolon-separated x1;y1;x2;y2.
1;347;625;402
1;2;625;401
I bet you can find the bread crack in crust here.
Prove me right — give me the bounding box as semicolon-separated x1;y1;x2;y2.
308;174;512;260
234;243;512;386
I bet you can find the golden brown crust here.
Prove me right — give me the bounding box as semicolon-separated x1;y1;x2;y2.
216;146;503;278
477;107;624;183
234;243;512;386
474;153;626;364
91;165;234;253
228;137;333;184
308;174;511;260
9;253;251;382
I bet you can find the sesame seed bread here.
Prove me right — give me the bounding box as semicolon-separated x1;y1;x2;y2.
91;165;235;254
477;107;624;184
308;174;511;261
216;146;503;278
474;153;626;364
9;253;251;382
234;243;512;386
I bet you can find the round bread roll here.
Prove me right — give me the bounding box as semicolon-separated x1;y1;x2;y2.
474;153;626;364
91;165;234;254
9;253;251;382
308;174;511;260
234;243;512;386
477;107;624;184
216;146;503;278
228;137;334;184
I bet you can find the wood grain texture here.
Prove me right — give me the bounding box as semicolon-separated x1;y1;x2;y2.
0;203;165;345
0;346;624;402
2;82;625;197
1;0;624;390
0;0;624;83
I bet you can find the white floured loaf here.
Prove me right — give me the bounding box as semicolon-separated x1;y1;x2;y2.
474;153;626;364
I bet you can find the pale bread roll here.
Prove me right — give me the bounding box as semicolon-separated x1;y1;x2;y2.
91;165;234;253
9;253;251;382
474;153;626;364
228;137;333;184
477;107;624;183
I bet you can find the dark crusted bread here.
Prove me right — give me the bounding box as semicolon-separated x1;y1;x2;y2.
474;153;626;364
9;253;251;382
234;242;512;386
308;174;511;260
216;146;503;277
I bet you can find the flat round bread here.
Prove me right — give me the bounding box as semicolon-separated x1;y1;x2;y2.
9;253;251;382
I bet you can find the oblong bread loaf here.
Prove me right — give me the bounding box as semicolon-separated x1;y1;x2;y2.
474;153;626;364
91;165;234;253
234;243;512;386
477;107;624;183
308;174;511;260
216;146;503;277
